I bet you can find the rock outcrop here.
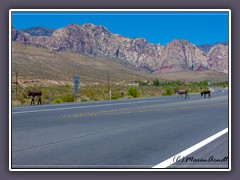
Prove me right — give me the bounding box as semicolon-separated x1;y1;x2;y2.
207;44;228;74
12;24;228;74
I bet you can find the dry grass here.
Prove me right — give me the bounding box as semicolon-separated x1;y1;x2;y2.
12;42;151;86
153;70;228;82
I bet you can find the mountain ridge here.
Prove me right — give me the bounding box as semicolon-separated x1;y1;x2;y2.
12;41;228;85
21;26;56;36
12;24;228;74
197;42;228;53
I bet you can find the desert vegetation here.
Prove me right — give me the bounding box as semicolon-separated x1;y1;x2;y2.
11;79;228;106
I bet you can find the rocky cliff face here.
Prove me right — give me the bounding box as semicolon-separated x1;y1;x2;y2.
155;40;208;72
207;44;228;74
12;24;228;74
12;27;29;43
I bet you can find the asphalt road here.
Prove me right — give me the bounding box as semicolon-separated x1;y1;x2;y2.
11;88;229;169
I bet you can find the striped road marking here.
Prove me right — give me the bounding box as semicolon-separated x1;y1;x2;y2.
152;128;228;168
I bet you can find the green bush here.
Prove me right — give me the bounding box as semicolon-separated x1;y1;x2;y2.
111;93;120;100
200;86;209;91
162;88;173;96
84;89;98;100
138;80;149;87
150;93;156;96
199;80;209;86
128;87;140;98
61;94;75;102
153;78;160;86
52;98;63;104
18;96;26;104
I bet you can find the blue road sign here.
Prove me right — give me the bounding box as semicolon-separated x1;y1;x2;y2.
73;76;80;94
73;76;80;83
74;83;78;94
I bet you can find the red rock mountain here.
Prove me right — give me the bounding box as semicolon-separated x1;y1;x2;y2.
11;24;228;74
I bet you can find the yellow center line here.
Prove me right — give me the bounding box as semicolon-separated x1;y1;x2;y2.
59;102;227;119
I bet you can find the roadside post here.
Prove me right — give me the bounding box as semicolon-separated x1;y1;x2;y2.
73;75;80;102
107;76;111;100
12;72;19;98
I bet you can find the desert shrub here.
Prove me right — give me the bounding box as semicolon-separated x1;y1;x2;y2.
81;95;90;102
198;80;209;86
128;87;140;98
111;93;120;100
18;96;26;104
153;78;160;86
84;89;98;100
61;94;75;102
200;86;209;91
162;88;173;96
12;100;22;106
65;84;70;88
127;95;134;99
120;91;125;97
137;80;149;87
150;93;156;96
52;98;63;104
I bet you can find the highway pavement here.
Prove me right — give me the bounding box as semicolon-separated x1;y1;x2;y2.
11;88;229;169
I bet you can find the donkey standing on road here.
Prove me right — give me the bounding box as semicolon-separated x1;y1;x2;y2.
174;89;189;99
201;90;211;98
27;90;42;105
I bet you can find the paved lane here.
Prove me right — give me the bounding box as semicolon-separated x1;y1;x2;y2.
11;88;229;169
168;133;229;169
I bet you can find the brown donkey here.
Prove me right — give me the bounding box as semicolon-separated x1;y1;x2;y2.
174;89;189;99
27;90;42;105
201;90;211;98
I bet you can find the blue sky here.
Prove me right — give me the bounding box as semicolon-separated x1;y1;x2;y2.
11;11;229;46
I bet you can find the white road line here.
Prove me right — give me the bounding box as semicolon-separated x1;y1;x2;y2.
212;89;225;95
12;99;166;114
12;98;165;109
152;128;228;168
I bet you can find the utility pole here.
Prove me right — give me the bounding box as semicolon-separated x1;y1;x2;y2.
16;72;18;97
108;77;110;92
12;72;19;97
107;75;111;100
